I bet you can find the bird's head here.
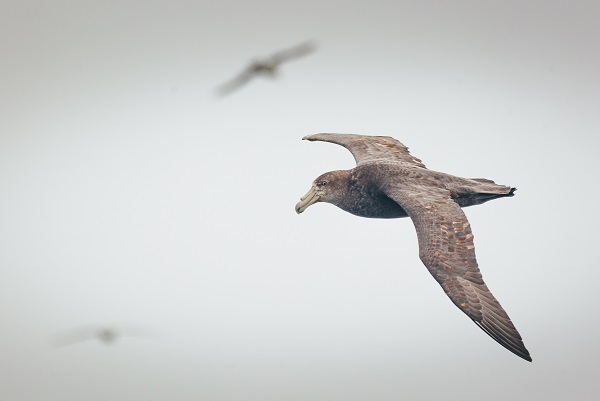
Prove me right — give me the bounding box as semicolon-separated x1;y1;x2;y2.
295;171;349;214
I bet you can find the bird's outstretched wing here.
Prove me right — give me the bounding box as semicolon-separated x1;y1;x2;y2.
215;68;256;96
52;325;103;347
384;185;531;361
269;41;316;65
303;133;427;168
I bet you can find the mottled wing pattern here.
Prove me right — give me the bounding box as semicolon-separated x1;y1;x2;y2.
384;185;531;361
270;40;316;65
303;133;427;168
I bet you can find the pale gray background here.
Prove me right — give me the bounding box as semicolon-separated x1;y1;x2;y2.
1;1;599;400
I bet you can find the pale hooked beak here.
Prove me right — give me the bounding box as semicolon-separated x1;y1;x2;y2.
295;186;320;214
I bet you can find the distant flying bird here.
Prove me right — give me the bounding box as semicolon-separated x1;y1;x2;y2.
215;41;316;96
52;324;154;347
295;133;531;361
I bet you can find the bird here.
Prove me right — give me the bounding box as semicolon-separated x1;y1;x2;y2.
295;133;531;361
215;40;316;96
52;324;154;347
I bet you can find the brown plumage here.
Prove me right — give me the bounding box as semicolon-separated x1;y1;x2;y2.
295;133;531;362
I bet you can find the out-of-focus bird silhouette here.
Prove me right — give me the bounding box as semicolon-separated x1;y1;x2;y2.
215;40;316;96
52;324;156;347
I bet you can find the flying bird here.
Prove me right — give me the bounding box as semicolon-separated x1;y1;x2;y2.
295;133;531;361
52;324;154;347
215;41;316;96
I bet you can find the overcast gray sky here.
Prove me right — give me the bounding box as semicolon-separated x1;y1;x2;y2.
1;1;599;400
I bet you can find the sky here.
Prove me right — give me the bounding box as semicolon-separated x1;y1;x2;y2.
1;0;599;400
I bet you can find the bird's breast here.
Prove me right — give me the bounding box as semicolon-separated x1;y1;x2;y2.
338;191;408;219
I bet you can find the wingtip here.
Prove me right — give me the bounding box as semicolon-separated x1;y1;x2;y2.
302;134;321;141
303;133;339;141
518;350;532;362
516;347;533;362
475;320;532;362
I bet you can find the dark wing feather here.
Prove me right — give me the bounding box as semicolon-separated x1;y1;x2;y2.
384;185;531;361
303;133;427;168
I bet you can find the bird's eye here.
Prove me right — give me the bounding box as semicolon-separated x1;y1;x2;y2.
319;181;327;186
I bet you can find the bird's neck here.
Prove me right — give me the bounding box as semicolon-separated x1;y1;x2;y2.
332;170;408;219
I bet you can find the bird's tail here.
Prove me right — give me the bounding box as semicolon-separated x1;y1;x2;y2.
457;179;516;208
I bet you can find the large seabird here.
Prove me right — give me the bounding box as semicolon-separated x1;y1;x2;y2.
295;133;531;362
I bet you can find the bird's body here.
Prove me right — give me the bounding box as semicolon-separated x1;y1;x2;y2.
307;163;515;219
296;133;531;361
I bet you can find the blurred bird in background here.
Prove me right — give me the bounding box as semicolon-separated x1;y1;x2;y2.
52;324;156;347
215;40;316;96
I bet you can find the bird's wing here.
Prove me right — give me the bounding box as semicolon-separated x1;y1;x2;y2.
303;133;427;168
52;325;99;347
384;185;531;361
215;67;256;96
270;41;316;65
